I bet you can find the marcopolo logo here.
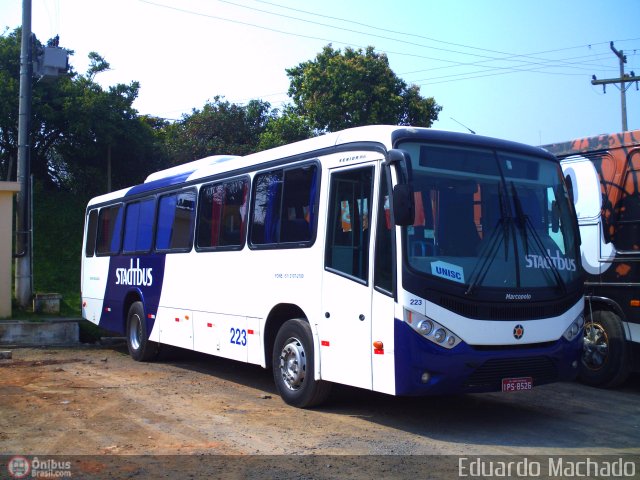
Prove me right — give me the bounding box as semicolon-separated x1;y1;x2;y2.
115;258;153;287
525;249;577;272
506;293;532;301
513;324;524;340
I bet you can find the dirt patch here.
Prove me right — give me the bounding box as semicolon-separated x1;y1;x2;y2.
1;345;639;478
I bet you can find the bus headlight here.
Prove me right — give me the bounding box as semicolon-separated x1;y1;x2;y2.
417;320;433;335
404;309;461;349
563;313;585;341
433;328;446;343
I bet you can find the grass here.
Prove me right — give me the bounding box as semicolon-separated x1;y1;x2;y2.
32;184;86;316
9;184;86;320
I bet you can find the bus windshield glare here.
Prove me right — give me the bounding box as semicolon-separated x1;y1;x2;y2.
398;142;581;291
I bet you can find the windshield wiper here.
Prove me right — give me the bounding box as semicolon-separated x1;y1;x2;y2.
499;182;510;261
510;182;567;294
465;184;511;296
465;217;508;296
511;183;529;255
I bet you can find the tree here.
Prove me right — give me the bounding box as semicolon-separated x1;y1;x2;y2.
287;45;442;133
257;105;314;151
0;28;22;181
0;28;168;196
164;96;274;164
49;76;167;195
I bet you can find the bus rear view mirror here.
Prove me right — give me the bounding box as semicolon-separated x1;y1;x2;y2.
393;184;415;226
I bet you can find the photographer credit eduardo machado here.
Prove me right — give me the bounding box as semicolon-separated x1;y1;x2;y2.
458;456;637;478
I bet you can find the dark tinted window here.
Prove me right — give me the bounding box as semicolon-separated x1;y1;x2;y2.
96;204;123;255
250;164;318;246
325;167;374;282
374;168;393;293
123;198;155;253
156;190;196;251
197;178;249;249
84;209;98;257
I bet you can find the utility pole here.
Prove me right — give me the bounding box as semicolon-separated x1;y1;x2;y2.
15;0;33;308
591;42;640;132
14;0;69;309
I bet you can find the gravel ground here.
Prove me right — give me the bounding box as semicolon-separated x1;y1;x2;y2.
1;345;639;478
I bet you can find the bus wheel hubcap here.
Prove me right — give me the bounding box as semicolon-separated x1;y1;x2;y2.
583;322;608;370
129;314;142;351
280;337;306;391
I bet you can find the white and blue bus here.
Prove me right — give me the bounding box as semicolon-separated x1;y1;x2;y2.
81;125;584;407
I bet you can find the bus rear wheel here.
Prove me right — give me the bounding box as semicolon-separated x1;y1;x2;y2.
579;309;630;388
272;319;331;408
126;301;157;362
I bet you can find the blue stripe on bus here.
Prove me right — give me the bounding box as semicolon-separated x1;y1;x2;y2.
393;319;581;395
98;254;167;336
126;172;195;197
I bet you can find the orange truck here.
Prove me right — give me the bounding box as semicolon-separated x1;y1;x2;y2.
544;130;640;387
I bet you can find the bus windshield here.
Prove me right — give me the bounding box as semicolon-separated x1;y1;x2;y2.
398;142;581;292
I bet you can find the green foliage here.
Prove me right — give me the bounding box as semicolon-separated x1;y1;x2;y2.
0;28;168;197
31;182;87;316
257;105;315;150
287;44;442;132
0;29;21;181
86;51;110;81
164;96;276;164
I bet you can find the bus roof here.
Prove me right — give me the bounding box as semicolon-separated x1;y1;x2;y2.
144;155;239;183
543;129;640;158
87;125;552;207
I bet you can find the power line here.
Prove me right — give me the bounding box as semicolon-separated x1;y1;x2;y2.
253;0;640;66
249;0;640;73
408;48;640;85
138;0;638;80
135;0;640;99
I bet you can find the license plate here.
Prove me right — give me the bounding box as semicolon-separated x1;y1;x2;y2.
501;377;533;392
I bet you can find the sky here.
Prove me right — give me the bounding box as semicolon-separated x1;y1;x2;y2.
1;0;639;147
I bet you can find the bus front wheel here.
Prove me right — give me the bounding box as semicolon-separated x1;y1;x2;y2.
272;319;331;408
126;301;157;362
579;309;630;388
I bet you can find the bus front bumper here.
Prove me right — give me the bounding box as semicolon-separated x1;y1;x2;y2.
393;319;582;396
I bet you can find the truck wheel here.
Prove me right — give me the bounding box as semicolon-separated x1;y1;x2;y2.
126;301;157;362
272;319;331;408
579;310;630;388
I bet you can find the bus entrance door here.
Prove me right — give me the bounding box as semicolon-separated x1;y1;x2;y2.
319;164;375;389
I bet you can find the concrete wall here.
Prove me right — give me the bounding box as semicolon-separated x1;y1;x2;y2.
0;182;20;318
0;319;79;346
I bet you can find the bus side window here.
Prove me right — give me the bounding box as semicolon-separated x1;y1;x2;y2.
325;166;374;281
96;204;123;256
251;170;283;245
280;166;317;243
156;190;196;251
123;198;155;253
197;178;249;249
85;209;98;257
374;168;393;293
250;164;318;247
220;179;249;246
